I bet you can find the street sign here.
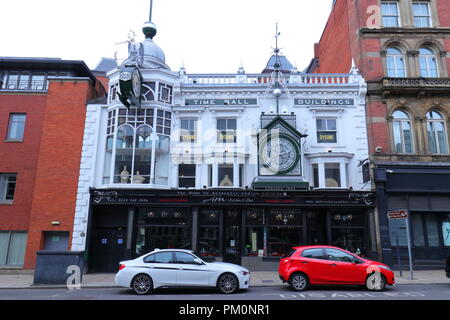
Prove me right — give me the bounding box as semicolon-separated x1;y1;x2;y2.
387;209;413;280
387;209;408;220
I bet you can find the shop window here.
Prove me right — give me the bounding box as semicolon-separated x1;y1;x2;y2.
6;113;26;141
330;210;366;256
381;1;400;27
325;163;341;188
412;214;425;246
316;118;337;144
426;110;448;154
114;125;134;183
392;110;414;153
425;215;440;247
413;2;432;27
386;47;406;77
217;118;237;143
268;209;302;257
180;119;197;142
389;218;408;246
0;173;16;202
199;210;220;257
268;227;302;257
245;209;265;256
178;164;196;188
218;164;233;187
0;231;27;266
442;215;450;247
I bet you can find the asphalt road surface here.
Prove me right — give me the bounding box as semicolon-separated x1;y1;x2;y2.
0;284;449;300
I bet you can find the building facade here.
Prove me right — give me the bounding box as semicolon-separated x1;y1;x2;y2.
71;22;375;272
309;0;450;267
0;58;105;269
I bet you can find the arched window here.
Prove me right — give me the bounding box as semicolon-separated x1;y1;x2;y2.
427;111;448;154
392;110;414;153
386;47;406;77
115;125;134;183
133;125;153;184
419;47;438;77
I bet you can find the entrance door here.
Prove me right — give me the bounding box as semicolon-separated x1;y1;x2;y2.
92;228;127;273
223;209;241;265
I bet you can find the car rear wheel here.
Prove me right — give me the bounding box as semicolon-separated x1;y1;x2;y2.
132;274;153;295
289;273;309;291
218;273;239;294
366;272;386;291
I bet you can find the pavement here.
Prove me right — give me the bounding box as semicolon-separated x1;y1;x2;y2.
0;270;449;289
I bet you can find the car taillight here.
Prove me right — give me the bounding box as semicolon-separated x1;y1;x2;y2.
118;264;125;271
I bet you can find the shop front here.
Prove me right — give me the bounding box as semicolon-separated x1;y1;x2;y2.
86;189;376;272
375;163;450;269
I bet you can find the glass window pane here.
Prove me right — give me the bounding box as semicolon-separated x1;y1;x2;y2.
442;216;450;247
245;227;264;256
331;228;365;255
403;121;413;153
7;114;26;140
269;209;302;225
175;252;196;264
302;248;325;259
199;226;220;256
393;121;403;153
218;165;233;187
412;214;425;246
6;232;27;265
154;252;173;263
268;226;302;257
316;119;326;131
389;218;408;246
325;248;355;263
0;232;10;265
200;209;220;225
426;215;440;247
325;163;341;187
246;209;264;225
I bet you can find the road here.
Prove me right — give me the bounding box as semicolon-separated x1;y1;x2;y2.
0;284;449;300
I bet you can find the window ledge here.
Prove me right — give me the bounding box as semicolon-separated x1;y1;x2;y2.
4;139;23;143
0;200;14;205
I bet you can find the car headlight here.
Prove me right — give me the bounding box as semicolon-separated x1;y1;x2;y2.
377;265;392;272
239;270;249;276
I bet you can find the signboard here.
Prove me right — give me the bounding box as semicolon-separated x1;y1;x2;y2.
294;99;354;106
317;131;337;143
362;162;371;183
185;99;257;106
387;209;409;220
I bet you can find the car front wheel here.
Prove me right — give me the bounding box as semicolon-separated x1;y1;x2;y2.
218;273;239;294
289;273;309;291
366;273;386;291
132;274;153;295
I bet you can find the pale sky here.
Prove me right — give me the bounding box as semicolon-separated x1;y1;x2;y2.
0;0;334;73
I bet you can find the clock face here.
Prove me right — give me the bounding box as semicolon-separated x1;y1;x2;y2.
260;136;299;174
132;69;141;97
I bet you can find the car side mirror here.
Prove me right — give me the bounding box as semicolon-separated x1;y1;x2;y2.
194;258;204;265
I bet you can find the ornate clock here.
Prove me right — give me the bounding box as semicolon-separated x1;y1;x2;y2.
118;66;143;108
259;134;300;175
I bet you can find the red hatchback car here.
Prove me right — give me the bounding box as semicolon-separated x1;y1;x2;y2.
279;246;395;291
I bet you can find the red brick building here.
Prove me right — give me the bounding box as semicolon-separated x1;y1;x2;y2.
308;0;450;267
0;58;106;269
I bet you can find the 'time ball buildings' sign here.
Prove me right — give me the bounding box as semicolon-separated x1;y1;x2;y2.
387;209;409;220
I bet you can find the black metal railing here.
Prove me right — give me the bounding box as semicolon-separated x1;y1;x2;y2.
0;80;47;91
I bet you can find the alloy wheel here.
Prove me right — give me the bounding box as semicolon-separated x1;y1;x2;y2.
132;274;153;295
218;274;238;294
290;273;308;291
366;273;386;291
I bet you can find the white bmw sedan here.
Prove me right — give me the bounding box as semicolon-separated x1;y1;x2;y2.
115;249;250;295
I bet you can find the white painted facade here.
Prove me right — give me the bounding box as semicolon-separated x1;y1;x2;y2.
71;50;369;252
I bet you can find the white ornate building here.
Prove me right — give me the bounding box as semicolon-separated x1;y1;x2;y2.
71;22;374;272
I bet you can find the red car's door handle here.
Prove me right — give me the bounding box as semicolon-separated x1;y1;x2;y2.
301;261;309;264
330;263;337;267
